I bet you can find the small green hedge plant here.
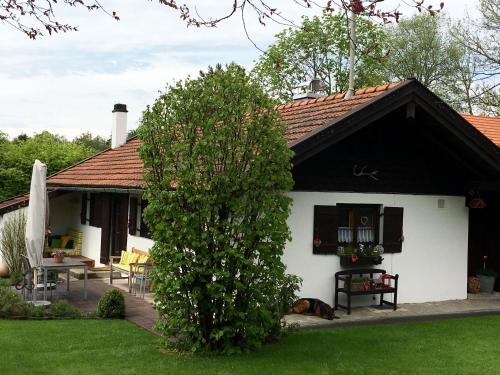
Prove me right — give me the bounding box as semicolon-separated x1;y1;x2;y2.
96;289;125;318
0;286;30;318
47;300;82;319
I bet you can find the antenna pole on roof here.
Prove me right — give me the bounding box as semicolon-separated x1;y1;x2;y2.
345;9;356;100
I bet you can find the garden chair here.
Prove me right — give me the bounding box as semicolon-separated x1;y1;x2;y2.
17;256;57;301
132;264;152;299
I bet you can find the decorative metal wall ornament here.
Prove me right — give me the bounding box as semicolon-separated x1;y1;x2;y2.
468;191;486;209
353;165;380;181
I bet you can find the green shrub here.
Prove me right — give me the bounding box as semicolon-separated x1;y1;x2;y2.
28;305;46;318
140;64;297;353
46;300;82;319
0;212;27;279
96;289;125;318
0;286;30;318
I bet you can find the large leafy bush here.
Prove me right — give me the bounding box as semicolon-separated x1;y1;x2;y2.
139;63;300;353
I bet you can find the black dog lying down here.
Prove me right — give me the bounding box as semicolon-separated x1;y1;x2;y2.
290;298;339;320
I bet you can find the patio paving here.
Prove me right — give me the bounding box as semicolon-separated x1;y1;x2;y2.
285;292;500;328
45;275;500;333
50;276;159;335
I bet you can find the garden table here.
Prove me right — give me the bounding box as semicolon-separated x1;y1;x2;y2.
41;258;88;300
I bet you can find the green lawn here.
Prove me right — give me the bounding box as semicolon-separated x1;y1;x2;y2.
1;316;500;374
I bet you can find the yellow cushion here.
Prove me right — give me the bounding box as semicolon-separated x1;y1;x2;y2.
113;262;145;274
61;235;73;249
119;251;129;265
138;254;149;264
113;263;131;272
128;252;140;264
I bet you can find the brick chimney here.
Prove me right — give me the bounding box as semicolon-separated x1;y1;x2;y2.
111;103;128;149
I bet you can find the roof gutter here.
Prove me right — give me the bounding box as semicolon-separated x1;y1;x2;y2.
49;186;144;194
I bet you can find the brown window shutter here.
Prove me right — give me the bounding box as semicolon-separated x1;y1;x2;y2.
313;205;339;254
129;197;138;235
80;193;87;225
89;193;102;228
383;207;404;253
140;199;151;239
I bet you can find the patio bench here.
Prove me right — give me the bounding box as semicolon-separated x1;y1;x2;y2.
109;247;152;293
334;268;399;315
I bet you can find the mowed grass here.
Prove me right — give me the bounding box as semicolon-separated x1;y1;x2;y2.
1;316;500;375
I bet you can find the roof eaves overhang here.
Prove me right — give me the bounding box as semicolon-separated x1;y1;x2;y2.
289;80;414;165
46;185;144;194
289;79;500;177
410;86;500;174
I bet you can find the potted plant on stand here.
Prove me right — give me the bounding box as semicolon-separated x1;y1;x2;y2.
477;256;498;293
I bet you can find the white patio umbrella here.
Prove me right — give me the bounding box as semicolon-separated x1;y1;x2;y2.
25;160;49;302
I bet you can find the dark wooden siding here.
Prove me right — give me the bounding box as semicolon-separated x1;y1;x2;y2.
292;107;492;195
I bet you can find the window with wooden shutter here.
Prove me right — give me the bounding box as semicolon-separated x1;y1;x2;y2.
382;207;404;253
89;193;102;228
129;197;138;235
80;193;88;225
337;204;380;245
313;205;339;254
140;199;151;239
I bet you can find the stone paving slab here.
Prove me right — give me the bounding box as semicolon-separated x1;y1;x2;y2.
55;277;159;335
54;277;500;333
285;293;500;329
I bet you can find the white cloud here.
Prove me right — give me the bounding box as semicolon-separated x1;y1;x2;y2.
0;0;480;140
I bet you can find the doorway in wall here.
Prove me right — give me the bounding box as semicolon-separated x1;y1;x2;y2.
468;192;500;291
99;193;128;264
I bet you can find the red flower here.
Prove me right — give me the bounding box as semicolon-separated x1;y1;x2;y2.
351;255;359;263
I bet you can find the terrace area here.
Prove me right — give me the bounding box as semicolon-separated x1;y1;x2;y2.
34;269;500;333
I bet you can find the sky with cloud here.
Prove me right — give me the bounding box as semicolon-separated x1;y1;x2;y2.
0;0;479;140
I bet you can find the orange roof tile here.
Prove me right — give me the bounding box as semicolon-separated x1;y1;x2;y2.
47;138;144;189
462;114;500;146
45;82;404;189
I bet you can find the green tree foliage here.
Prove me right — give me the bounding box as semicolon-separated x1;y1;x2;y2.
384;15;468;105
139;63;300;353
252;12;390;102
73;132;110;151
383;13;499;115
453;0;500;115
0;131;100;201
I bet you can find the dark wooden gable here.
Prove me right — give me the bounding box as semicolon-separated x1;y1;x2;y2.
291;80;500;196
292;105;499;196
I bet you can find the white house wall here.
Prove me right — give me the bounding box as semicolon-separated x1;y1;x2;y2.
49;192;80;234
127;234;154;252
48;192;154;266
48;192;103;265
283;192;469;305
